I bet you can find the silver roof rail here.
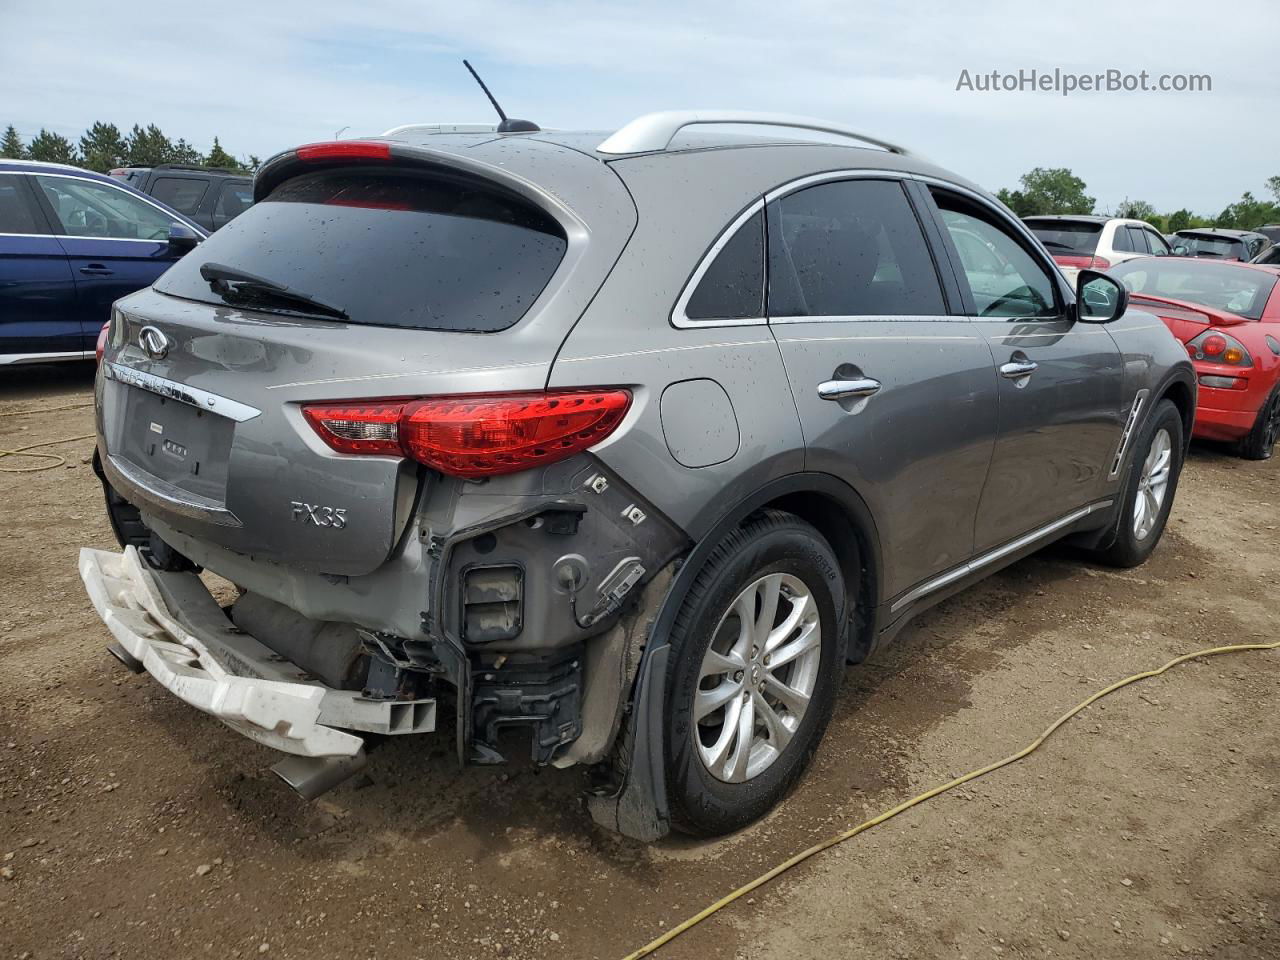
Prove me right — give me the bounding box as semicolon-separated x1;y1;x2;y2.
381;123;499;137
596;110;914;156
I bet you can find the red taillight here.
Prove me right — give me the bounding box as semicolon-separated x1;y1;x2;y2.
302;389;632;478
95;321;110;363
1090;256;1112;270
1201;334;1227;357
296;140;392;163
1053;255;1093;270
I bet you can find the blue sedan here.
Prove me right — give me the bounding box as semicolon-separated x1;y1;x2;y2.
0;160;208;364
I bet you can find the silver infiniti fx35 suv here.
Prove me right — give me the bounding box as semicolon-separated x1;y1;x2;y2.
80;112;1196;839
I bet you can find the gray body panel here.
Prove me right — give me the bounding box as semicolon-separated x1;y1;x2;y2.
88;123;1195;795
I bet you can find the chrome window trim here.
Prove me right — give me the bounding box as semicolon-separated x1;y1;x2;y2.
889;499;1114;613
770;314;967;325
670;198;768;329
103;361;261;422
6;169;207;239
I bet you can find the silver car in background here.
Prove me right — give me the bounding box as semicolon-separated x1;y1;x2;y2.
80;111;1196;839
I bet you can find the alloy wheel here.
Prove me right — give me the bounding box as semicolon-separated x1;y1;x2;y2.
1133;427;1173;541
694;573;822;783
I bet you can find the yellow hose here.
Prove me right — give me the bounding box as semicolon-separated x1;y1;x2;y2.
0;434;97;473
0;401;95;473
623;639;1280;960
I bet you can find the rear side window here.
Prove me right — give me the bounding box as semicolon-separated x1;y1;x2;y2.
149;176;209;214
1025;220;1102;255
1112;226;1139;253
0;178;44;234
154;167;568;332
214;181;253;220
767;179;945;317
684;209;764;321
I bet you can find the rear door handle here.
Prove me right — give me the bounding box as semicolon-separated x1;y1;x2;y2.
818;377;881;401
999;360;1038;380
79;264;114;276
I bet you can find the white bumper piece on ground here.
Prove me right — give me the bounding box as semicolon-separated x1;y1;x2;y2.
78;546;433;762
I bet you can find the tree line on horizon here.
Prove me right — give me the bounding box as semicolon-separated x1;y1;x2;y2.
996;167;1280;234
1;122;260;175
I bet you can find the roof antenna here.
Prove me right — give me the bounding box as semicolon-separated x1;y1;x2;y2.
463;59;540;133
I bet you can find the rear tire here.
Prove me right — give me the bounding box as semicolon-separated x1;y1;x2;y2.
1240;387;1280;461
663;510;846;837
1093;399;1184;568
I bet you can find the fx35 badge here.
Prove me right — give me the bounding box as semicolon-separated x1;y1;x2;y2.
291;501;348;529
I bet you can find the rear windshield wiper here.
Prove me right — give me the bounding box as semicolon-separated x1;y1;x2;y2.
199;262;349;321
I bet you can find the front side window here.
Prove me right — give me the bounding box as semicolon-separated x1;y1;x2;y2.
684;209;764;321
33;175;178;240
933;193;1059;319
0;178;44;234
767;179;945;317
149;177;209;215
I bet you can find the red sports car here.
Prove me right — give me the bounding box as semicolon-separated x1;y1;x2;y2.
1109;257;1280;459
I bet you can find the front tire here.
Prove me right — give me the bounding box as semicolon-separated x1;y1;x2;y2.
1093;398;1184;568
1240;387;1280;461
663;510;846;836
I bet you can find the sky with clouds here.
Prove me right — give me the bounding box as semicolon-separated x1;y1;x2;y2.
3;0;1277;214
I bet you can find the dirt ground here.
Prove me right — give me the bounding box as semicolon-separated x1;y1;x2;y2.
1;362;1277;960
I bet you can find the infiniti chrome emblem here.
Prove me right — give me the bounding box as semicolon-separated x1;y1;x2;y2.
138;326;170;360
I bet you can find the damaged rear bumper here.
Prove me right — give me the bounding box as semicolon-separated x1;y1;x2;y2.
78;546;436;761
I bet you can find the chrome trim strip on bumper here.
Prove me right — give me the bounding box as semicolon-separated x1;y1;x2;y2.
890;500;1114;613
103;361;261;423
101;452;243;527
78;546;435;758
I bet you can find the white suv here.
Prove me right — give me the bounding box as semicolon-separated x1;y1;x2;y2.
1025;215;1171;282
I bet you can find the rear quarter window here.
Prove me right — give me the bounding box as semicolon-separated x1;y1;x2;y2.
154;167;568;332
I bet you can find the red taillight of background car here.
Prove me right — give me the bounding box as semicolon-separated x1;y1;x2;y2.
296;140;393;163
95;321;110;362
1186;330;1253;367
302;389;632;478
1089;256;1112;270
1053;254;1093;270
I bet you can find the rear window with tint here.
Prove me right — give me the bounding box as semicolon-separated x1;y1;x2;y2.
149;177;209;214
1025;220;1102;255
1110;259;1276;320
1173;234;1244;260
154;167;568;332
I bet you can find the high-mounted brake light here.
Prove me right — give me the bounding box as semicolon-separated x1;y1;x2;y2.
302;389;632;478
296;140;393;163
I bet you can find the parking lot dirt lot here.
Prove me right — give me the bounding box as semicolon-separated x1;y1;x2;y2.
1;363;1278;960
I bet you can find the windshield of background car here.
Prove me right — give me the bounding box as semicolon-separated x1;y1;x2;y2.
154;166;568;332
1024;220;1102;255
1111;259;1276;320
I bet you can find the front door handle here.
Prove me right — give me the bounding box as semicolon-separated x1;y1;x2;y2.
79;264;114;276
818;377;881;401
999;360;1038;380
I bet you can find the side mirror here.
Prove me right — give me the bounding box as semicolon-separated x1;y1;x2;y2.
167;223;202;253
1076;269;1128;324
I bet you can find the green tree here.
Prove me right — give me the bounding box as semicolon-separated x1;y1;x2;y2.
1215;191;1279;230
126;124;175;166
205;137;237;169
1267;176;1280;203
1166;209;1193;233
1;124;25;159
1116;198;1157;223
243;153;262;172
27;128;78;164
996;167;1094;217
170;138;203;165
78;121;128;172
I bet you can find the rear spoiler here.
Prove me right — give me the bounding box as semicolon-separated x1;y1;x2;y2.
1127;293;1249;327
